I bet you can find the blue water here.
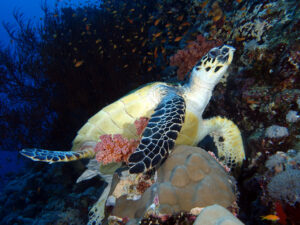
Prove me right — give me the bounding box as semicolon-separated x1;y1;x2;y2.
0;151;25;190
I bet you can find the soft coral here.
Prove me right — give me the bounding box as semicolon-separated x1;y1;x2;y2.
94;117;149;165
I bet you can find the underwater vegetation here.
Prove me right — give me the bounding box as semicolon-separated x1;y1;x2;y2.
0;0;160;152
0;0;299;224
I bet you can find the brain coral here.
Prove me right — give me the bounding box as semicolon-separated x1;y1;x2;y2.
111;145;237;219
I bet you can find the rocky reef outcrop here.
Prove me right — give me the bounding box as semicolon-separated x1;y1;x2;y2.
110;145;237;222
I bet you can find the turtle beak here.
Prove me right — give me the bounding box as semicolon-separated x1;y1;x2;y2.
227;45;236;52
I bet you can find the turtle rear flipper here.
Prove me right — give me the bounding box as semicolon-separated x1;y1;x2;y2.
20;148;95;163
202;116;245;168
128;88;186;173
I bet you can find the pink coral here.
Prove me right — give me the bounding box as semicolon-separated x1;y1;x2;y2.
134;117;149;136
95;134;139;164
94;117;149;165
169;35;222;80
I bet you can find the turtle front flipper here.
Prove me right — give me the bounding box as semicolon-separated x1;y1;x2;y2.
20;148;95;163
201;116;245;168
128;88;186;174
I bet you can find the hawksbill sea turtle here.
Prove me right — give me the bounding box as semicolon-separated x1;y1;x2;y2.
20;45;245;224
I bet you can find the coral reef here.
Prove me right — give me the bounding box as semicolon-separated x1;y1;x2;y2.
0;163;104;225
267;169;300;206
286;110;299;123
265;125;289;139
193;204;244;225
1;0;299;224
94;134;139;164
109;145;237;221
255;150;300;224
169;35;222;80
94;117;149;165
134;117;149;136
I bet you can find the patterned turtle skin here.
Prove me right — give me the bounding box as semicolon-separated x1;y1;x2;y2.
20;45;245;225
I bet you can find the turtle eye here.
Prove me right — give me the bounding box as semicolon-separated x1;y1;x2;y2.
221;47;229;55
209;49;219;58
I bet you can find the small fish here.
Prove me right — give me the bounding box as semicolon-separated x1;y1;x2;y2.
174;36;183;42
201;0;208;8
212;14;222;22
153;32;162;38
147;66;153;72
246;99;259;104
142;40;147;47
123;64;128;68
165;23;171;28
154;18;161;26
236;0;243;3
96;39;101;44
113;44;117;49
127;18;133;24
235;36;245;42
141;27;144;32
142;56;147;64
181;22;190;27
85;24;90;31
132;48;136;53
177;15;184;21
112;10;117;14
261;215;280;222
74;60;84;67
82;17;87;22
130;8;135;12
154;47;158;58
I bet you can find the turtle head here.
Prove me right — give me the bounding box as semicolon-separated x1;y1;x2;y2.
190;45;235;87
